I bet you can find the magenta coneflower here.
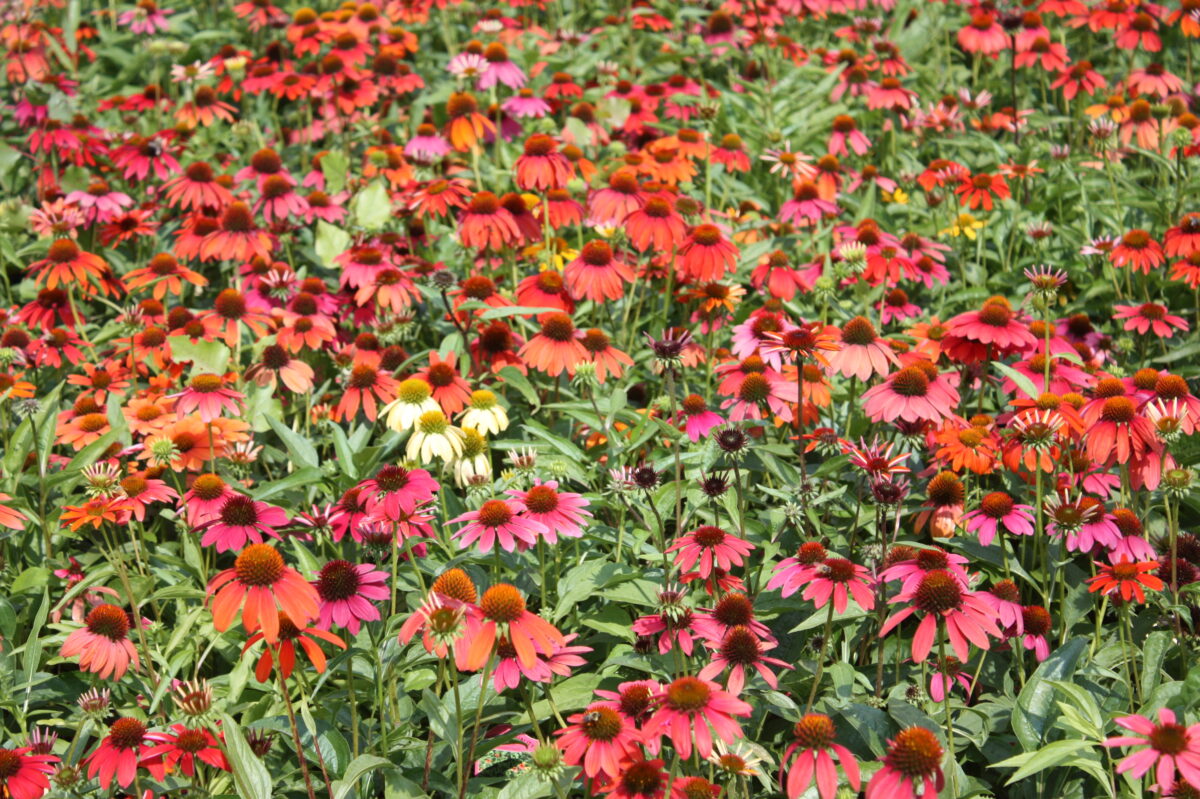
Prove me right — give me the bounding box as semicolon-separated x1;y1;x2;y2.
766;541;830;598
1104;708;1200;792
173;373;243;422
632;586;699;655
961;491;1035;546
181;473;236;526
359;464;440;521
506;480;591;543
61;604;139;680
879;546;971;593
780;714;861;799
197;495;287;552
451;499;548;553
667;525;755;580
556;702;643;779
643;676;752;759
942;297;1037;363
314;560;389;634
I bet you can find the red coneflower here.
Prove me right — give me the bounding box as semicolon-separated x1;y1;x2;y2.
200;202;274;263
514;134;573;191
520;312;588;377
678;224;739;282
1111;229;1165;273
624;195;686;253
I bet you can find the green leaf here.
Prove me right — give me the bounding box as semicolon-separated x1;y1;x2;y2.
168;336;231;374
1012;637;1087;750
218;714;273;799
993;739;1095;784
266;416;320;470
10;567;50;594
321;151;350;195
992;360;1041;399
329;424;359;480
480;305;562;319
1141;631;1170;700
250;467;323;501
497;366;541;410
333;754;393;799
353;180;393;231
21;588;48;711
315;220;352;269
1048;681;1104;739
496;773;552;799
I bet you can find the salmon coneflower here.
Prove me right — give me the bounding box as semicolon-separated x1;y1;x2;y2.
61;603;139;680
207;543;320;643
520;312;588;377
678;223;739;282
826;316;899;381
564;240;634;302
861;361;959;423
444;91;495;151
462;583;565;670
1111;229;1165;273
173;372;244;422
1114;303;1188;339
243;612;346;681
865;726;944;799
514;134;573;192
643;676;752;760
458;191;520;251
624;195;687;253
780;714;862;799
579;328;634;383
942;297;1038;363
556;703;643;780
336;363;398;422
198;202;271;262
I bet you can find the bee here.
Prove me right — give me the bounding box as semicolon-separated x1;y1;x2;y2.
144;139;164;158
581;711;602;725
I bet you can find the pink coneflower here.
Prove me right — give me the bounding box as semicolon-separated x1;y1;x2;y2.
826;317;899;381
477;42;526;90
981;579;1024;635
779;181;839;224
506;480;591;543
1115;303;1189;338
677;394;725;441
313;560;389;634
256;175;310;224
880;569;1000;662
173;373;243;422
720;369;799;423
698;625;792;695
1021;605;1053;661
861;362;959;424
65;180;133;225
1104;709;1200;792
181;473;236;527
667;526;754;580
879;288;921;324
880;546;971;593
556;702;643;779
0;746;58;799
865;726;944;799
85;718;165;790
942;297;1037;363
118;0;173;34
644;676;752;760
609;758;669;799
463;583;565;671
961;491;1035;545
61;604;139;680
780;714;862;799
803;558;875;613
451;499;548;553
767;542;830;598
197;495;287;552
930;655;972;702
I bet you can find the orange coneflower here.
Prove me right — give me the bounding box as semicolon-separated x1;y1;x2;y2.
444;91;495;152
123;253;209;299
199;202;274;263
27;239;106;291
520;312;588;377
208;543;320;643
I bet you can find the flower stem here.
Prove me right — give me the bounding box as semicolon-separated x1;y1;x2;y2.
937;620;959;799
805;601;835;712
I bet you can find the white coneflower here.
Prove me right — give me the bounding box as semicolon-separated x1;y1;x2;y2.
459;389;509;436
406;410;465;463
452;427;492;487
383;378;439;433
